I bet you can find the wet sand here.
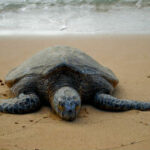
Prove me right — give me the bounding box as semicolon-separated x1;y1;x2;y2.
0;34;150;150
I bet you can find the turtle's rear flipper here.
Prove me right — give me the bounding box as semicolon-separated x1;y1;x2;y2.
94;93;150;111
0;93;41;114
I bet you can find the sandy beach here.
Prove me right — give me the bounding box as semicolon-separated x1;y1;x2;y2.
0;34;150;150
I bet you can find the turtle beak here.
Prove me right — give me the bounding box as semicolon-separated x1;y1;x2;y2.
62;102;77;121
60;100;81;121
62;112;76;121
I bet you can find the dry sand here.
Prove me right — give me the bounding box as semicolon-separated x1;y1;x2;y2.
0;34;150;150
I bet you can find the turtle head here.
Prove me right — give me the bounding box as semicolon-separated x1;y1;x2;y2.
53;86;81;121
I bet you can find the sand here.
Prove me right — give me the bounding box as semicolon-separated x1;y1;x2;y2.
0;34;150;150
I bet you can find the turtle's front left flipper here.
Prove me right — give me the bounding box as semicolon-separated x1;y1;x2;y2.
0;93;41;114
93;93;150;111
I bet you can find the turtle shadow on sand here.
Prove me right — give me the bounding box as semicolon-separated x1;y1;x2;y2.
0;46;150;121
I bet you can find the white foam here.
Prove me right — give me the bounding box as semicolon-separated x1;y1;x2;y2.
0;3;150;35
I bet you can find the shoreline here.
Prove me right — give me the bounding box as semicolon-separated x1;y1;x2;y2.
1;31;150;36
0;32;150;37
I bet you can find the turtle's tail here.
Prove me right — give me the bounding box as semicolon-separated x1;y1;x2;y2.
94;93;150;111
0;93;41;114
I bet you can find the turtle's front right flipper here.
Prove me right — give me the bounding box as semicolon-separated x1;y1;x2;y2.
0;93;41;114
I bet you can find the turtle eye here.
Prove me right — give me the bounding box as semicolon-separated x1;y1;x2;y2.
75;105;80;111
75;101;81;111
58;101;64;111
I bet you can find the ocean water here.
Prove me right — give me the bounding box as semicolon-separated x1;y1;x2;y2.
0;0;150;34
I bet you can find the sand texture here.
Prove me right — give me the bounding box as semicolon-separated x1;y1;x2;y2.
0;34;150;150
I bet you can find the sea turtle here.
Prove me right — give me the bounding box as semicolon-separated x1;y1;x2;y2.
0;46;150;121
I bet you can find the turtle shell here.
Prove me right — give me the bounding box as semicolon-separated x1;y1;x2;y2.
5;46;119;87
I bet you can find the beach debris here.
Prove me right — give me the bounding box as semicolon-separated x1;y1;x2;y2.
0;79;5;86
0;83;4;86
147;75;150;78
130;141;135;145
2;94;7;97
139;121;149;126
43;116;48;119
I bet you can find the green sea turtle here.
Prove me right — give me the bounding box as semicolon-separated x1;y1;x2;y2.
0;46;150;121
